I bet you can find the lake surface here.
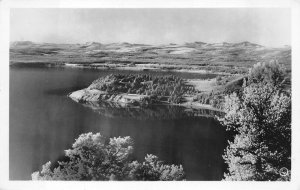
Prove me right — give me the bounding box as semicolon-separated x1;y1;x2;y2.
10;66;228;180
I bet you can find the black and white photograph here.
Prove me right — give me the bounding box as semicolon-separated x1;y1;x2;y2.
1;0;300;189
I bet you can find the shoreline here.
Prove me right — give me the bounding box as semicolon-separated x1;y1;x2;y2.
10;61;233;76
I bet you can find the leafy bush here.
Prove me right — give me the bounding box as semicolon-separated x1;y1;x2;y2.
219;61;291;181
216;75;223;85
128;154;185;180
32;133;185;181
248;60;286;87
196;92;224;110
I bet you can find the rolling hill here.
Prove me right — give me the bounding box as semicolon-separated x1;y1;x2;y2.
10;41;291;75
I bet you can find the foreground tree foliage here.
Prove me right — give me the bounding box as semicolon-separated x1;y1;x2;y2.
32;133;185;181
220;61;291;181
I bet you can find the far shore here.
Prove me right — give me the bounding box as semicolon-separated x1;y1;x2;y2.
10;61;233;76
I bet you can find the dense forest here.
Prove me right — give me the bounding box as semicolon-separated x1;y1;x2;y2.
88;74;195;104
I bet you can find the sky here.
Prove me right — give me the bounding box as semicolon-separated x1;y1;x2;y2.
10;8;291;47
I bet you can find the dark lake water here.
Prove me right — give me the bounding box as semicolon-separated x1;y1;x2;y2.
9;66;228;180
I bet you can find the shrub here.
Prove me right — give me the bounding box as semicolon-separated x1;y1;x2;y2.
32;133;185;181
248;60;286;87
216;75;223;85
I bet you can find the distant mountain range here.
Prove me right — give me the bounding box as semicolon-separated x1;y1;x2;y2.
10;40;267;48
10;40;291;75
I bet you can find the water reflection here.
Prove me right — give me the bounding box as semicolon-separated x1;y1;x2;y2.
79;100;223;120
